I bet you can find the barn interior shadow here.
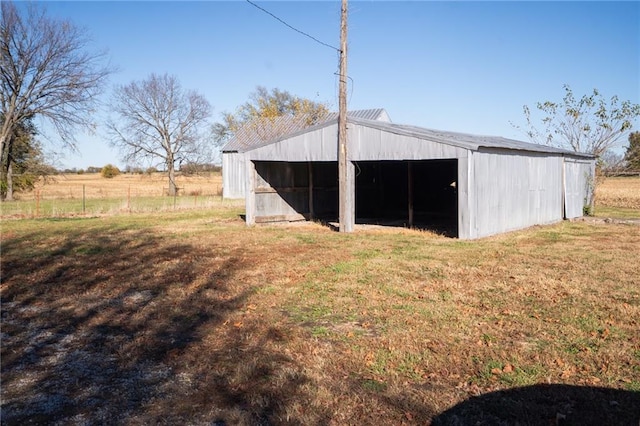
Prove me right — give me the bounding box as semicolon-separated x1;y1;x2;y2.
431;383;640;426
1;222;325;424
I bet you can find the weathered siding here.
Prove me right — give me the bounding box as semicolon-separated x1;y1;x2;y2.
252;162;310;222
472;149;564;238
457;155;472;239
249;124;339;162
349;124;467;161
249;122;469;163
564;157;595;218
222;152;246;199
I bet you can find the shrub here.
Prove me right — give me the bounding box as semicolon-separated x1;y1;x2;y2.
101;164;120;179
145;167;157;175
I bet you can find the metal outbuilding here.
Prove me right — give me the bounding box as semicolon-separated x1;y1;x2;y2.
221;109;391;199
234;114;595;239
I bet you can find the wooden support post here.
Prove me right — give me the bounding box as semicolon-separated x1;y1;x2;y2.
408;162;414;228
245;160;256;225
308;162;314;220
338;0;352;232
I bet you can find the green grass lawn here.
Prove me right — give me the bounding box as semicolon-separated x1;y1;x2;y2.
0;195;240;218
595;205;640;219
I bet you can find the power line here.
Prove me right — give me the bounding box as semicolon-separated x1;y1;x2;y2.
245;0;340;52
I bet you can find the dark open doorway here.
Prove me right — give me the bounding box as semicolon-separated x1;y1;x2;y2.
355;160;458;236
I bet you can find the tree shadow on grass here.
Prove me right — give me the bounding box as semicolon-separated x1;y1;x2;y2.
342;374;639;425
1;223;323;424
430;384;640;426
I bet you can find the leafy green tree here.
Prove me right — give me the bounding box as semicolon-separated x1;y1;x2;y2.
213;86;329;145
519;84;640;157
0;116;55;199
624;131;640;171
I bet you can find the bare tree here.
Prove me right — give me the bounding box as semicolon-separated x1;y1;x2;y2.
517;84;640;157
107;73;212;196
0;1;111;200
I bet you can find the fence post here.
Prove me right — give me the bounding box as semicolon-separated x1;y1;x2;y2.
127;185;131;212
82;185;86;214
36;189;40;217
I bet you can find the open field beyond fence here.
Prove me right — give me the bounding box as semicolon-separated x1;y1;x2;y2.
1;176;639;425
597;176;640;209
1;173;639;220
0;172;233;218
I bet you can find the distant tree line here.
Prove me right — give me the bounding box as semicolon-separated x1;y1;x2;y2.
55;163;221;176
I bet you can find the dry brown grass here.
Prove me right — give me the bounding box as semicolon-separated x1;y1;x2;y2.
596;176;640;210
2;210;639;425
24;172;223;200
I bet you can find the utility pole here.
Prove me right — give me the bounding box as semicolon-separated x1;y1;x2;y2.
338;0;351;232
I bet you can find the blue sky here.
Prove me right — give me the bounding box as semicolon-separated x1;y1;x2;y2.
34;1;640;169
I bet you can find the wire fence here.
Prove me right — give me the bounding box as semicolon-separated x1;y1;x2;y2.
0;183;244;219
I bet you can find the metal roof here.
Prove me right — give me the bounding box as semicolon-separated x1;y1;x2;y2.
348;117;594;157
324;108;389;122
222;109;389;153
238;115;594;159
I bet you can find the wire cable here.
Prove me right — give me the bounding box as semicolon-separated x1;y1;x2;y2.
246;0;340;52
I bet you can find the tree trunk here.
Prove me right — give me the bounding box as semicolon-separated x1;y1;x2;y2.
1;133;14;201
167;156;177;196
6;160;14;201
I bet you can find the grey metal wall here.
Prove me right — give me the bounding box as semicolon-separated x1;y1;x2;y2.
564;157;595;218
470;149;564;239
249;124;340;162
248;122;469;163
222;152;246;199
244;121;595;239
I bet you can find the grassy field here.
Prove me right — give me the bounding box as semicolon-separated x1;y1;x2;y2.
0;172;228;218
1;177;639;425
595;176;640;219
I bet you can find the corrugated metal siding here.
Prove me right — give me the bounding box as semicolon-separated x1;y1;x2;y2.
457;155;472;239
350;124;468;161
222;152;246;199
564;158;595;218
249;122;468;162
472;149;564;238
249;124;339;162
253;162;310;221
